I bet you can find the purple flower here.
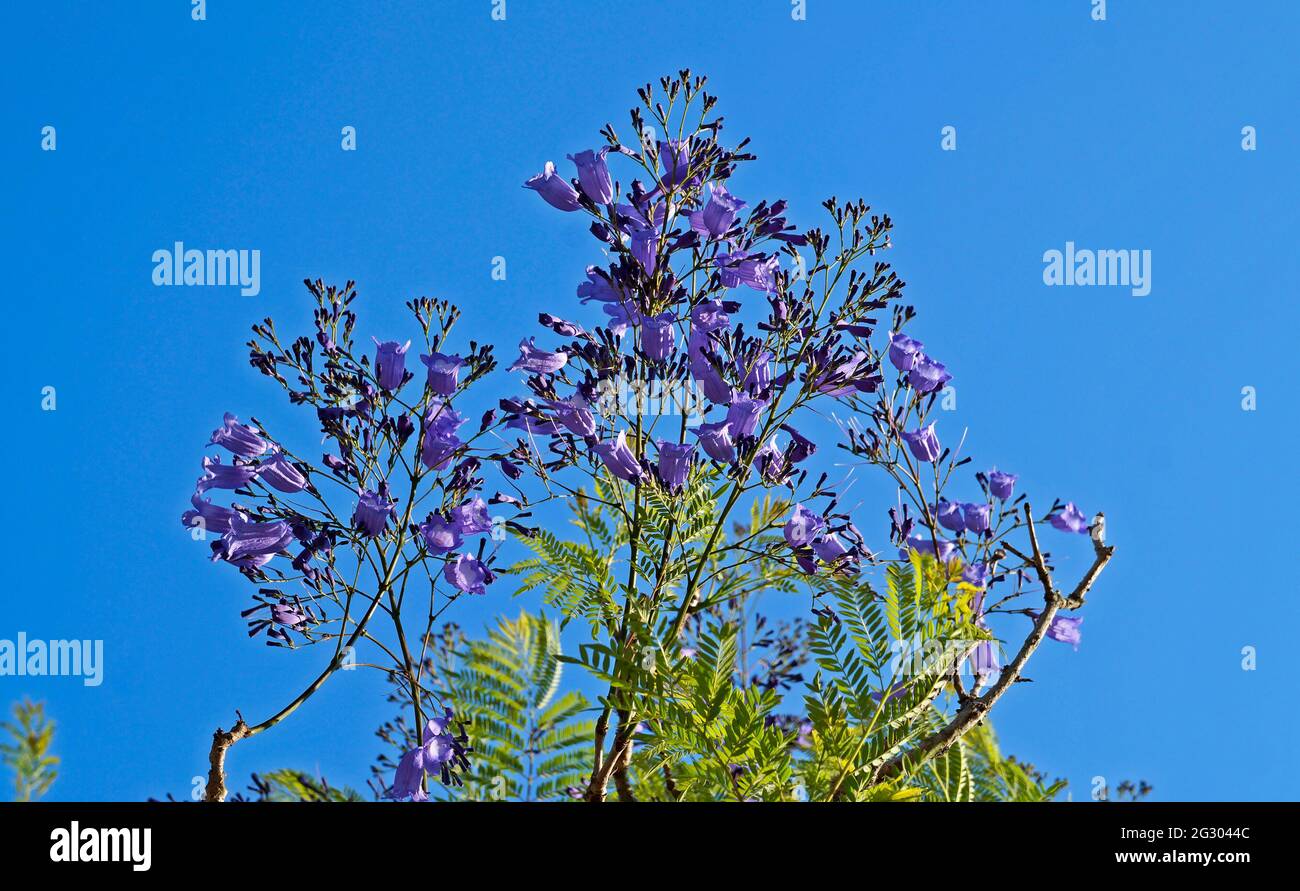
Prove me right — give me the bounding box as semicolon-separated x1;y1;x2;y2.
208;413;268;459
540;313;585;338
629;226;658;273
657;139;691;188
577;266;619;303
323;454;352;476
593;430;644;482
353;487;395;537
907;354;952;394
753;435;786;483
691;299;730;333
258;451;307;494
419;513;462;555
688;330;732;404
547;397;597;437
736;254;780;292
616;201;666;235
641;312;676;361
692;419;736;463
389;712;461;801
373;339;411;391
567;147;613;204
962;561;991;589
738;350;772;394
988;470;1018;501
509;337;568;374
901;424;942;463
443;553;489;595
969;640;1000;691
887;332;924;372
656;441;695;493
815;350;877;396
420;353;464;397
425;402;464;439
524;160;580;211
784;505;825;548
1032;612;1083;649
421;403;464;470
812;532;849;563
505;412;563;436
725;394;767;438
781;425;817;464
270;601;307;629
421;431;460;470
182;493;239;536
688;183;746;239
902;534;956;563
395;414;415;445
389;747;430;802
197;455;259;492
451;496;492;535
1049;503;1089;534
213;514;294;567
715;249;749;288
603;300;641;337
934;499;965;533
717;249;779;291
962;502;992;534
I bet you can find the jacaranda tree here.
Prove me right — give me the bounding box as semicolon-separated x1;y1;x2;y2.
184;72;1115;803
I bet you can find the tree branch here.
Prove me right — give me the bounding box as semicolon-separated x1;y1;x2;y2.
205;716;250;802
867;503;1115;789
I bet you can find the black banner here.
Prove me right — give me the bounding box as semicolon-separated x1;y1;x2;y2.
0;802;1277;875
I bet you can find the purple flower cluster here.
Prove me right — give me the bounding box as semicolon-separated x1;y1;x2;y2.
418;495;495;595
930;499;991;536
782;504;867;575
181;414;313;571
515;78;1106;701
513;118;858;498
186;284;518;667
242;596;316;647
189;78;1112;801
388;710;470;800
887;331;952;395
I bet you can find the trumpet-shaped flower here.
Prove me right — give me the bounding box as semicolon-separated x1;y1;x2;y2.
443;553;489;595
524;161;580;211
208;413;268;459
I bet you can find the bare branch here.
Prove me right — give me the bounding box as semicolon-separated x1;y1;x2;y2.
204;716;250;802
867;502;1115;789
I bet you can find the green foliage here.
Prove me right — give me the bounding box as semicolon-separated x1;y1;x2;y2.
1;699;58;802
446;610;594;801
248;770;364;802
945;724;1067;802
265;611;593;802
534;498;1037;802
630;622;794;801
793;560;981;800
369;610;594;801
273;512;1061;803
514;490;623;636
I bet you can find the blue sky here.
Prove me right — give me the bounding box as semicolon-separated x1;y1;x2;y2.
3;0;1297;802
